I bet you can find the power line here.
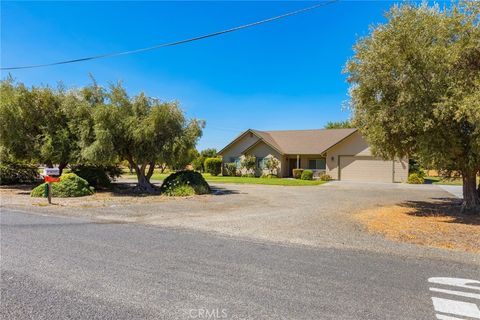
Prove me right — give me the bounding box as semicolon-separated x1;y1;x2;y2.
1;1;339;71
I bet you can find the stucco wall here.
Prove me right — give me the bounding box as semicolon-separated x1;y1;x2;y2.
246;142;283;176
220;132;260;163
326;131;408;182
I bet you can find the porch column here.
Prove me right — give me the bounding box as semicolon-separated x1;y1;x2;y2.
296;155;300;169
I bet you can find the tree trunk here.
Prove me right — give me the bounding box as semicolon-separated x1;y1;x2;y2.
461;171;480;215
58;162;68;176
146;162;155;180
128;159;156;194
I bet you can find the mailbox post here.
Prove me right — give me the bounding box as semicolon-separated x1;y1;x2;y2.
43;168;60;204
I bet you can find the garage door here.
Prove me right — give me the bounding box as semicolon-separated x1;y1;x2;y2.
339;156;393;182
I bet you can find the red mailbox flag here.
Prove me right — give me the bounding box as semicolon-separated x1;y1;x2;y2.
44;176;61;183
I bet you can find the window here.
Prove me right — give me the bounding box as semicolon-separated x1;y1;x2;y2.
257;157;266;169
308;159;326;170
229;157;241;167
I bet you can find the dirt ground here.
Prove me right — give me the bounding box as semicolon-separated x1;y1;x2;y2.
1;181;477;263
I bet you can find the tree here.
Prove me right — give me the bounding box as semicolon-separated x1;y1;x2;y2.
0;78;78;174
324;120;354;129
345;2;480;213
241;155;256;176
81;82;202;193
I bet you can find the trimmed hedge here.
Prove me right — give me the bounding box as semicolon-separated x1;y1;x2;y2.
407;173;425;184
292;169;304;179
204;158;222;176
301;170;313;180
160;170;211;196
0;162;39;185
31;173;94;197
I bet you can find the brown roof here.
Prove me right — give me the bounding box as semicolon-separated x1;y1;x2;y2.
219;128;358;155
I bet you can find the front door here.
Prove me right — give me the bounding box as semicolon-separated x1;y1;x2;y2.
288;158;298;177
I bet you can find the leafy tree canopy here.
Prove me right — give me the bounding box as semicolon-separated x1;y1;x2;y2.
324;120;354;129
344;2;480;213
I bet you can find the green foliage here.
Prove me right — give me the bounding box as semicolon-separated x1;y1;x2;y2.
408;173;425;184
31;173;94;197
0;161;39;185
241;155;256;175
261;173;279;179
193;148;217;172
292;169;304;179
408;160;425;178
324;120;354;129
204;158;222;176
70;164;122;188
264;157;280;176
301;170;313;180
319;174;332;181
159;170;210;196
345;2;480;211
224;162;237;176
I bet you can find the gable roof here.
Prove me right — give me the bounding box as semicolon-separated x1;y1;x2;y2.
218;128;358;155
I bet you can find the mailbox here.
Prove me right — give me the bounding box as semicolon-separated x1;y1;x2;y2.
43;167;60;177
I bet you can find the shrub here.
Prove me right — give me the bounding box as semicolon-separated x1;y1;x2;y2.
265;157;280;175
31;173;94;197
301;170;313;180
407;173;425;184
242;173;256;178
224;163;237;176
70;165;122;188
0;161;39;185
241;155;256;175
204;158;222;176
319;174;332;181
292;169;304;179
159;170;211;196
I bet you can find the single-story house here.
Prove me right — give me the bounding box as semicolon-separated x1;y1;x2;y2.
218;128;408;182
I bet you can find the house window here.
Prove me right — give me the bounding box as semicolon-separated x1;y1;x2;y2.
308;159;326;170
230;157;241;167
257;157;266;169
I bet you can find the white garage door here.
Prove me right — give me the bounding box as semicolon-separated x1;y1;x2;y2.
339;156;393;182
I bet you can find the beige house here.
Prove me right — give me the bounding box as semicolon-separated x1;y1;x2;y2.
218;128;408;182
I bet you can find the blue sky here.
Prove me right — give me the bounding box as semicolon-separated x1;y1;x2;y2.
2;1;399;150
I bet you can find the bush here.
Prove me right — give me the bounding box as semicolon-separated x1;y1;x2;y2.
408;173;425;184
159;170;211;196
292;169;304;179
319;174;332;181
70;165;122;188
31;173;94;197
0;161;39;185
301;170;313;180
224;163;237;176
204;158;222;176
241;155;256;175
242;173;256;178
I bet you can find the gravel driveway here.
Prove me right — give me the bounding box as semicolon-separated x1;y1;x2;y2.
3;180;476;265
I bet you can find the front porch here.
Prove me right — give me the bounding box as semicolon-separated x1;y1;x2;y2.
284;155;326;178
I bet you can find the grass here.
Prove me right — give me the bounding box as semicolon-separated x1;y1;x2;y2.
123;171;326;186
424;176;479;186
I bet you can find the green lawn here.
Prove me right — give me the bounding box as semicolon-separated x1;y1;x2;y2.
424;176;479;185
123;171;326;186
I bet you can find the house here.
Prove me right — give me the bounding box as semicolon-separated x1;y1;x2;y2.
218;128;408;182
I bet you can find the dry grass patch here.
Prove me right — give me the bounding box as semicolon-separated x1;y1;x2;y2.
355;200;480;253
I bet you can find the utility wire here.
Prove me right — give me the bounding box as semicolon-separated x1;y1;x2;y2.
1;0;339;71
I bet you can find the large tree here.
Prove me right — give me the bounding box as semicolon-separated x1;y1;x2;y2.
0;78;77;174
345;2;480;213
82;82;202;193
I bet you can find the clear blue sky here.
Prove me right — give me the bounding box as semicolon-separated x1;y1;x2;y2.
2;1;398;150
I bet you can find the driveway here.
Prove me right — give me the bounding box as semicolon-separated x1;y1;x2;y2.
2;209;479;320
1;181;475;264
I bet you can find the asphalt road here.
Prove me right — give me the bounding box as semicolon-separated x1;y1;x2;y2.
1;209;479;320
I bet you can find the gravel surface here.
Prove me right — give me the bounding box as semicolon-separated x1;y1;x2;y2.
1;181;477;264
